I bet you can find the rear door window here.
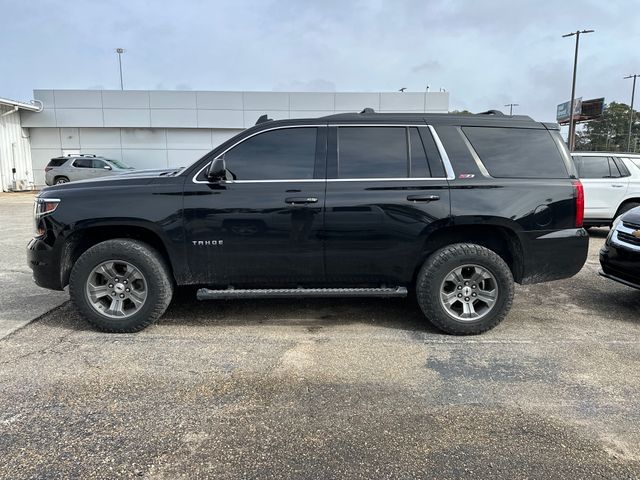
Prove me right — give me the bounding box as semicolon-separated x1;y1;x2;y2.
462;127;569;178
73;158;93;168
573;156;611;178
338;127;407;178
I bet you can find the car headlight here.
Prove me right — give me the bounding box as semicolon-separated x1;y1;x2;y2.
611;214;624;231
34;197;60;236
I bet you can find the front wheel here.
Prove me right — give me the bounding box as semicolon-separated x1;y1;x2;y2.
69;239;173;332
416;243;514;335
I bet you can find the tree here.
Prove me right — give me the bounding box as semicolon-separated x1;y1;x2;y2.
575;102;640;152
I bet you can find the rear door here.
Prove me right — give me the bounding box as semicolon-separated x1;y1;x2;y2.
323;124;451;286
574;155;629;220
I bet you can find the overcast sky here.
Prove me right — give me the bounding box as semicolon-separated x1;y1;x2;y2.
2;0;639;122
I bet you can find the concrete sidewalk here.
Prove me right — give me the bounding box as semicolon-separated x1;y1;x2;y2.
0;192;67;338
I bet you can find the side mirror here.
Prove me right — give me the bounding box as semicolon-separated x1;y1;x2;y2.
207;157;226;180
103;165;112;170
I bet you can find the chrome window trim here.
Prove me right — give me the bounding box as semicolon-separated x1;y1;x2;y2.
457;127;492;178
191;123;455;184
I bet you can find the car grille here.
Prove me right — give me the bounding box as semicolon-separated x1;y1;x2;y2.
614;222;640;249
617;231;640;246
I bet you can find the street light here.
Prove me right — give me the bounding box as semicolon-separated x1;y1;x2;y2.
504;103;519;116
115;48;126;90
624;74;639;152
423;84;430;113
562;29;594;151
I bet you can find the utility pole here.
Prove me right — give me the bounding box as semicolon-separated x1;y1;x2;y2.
562;29;594;151
115;48;126;90
624;74;639;152
504;103;519;116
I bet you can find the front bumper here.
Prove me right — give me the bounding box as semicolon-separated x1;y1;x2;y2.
27;236;64;290
599;241;640;290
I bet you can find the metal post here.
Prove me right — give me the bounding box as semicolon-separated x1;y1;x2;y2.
624;74;638;152
115;48;125;90
423;85;429;113
562;30;593;151
504;103;519;116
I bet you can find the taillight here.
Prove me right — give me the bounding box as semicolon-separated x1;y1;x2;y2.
572;179;584;228
45;166;52;172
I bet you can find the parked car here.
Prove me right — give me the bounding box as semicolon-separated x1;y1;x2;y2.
600;205;640;289
28;109;588;335
44;154;134;185
571;152;640;227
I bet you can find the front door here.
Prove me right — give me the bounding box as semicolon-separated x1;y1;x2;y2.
183;126;327;287
323;125;451;286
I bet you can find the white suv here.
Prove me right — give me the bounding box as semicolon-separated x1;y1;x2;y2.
572;152;640;227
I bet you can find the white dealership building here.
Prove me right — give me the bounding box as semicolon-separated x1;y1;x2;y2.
1;89;449;190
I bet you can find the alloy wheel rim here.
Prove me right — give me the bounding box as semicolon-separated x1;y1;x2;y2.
439;264;498;321
85;260;147;319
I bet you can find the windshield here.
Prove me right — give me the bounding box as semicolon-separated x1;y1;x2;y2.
107;158;134;169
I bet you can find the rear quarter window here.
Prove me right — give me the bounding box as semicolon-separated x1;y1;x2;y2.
462;127;569;179
47;158;68;167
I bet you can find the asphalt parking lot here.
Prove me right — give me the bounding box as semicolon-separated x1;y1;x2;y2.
1;195;640;479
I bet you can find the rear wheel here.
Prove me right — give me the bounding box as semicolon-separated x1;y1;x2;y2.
69;239;173;332
54;176;69;184
416;243;514;335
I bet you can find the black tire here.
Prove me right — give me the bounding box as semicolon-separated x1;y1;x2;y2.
416;243;514;335
69;239;173;332
54;176;69;184
615;201;640;219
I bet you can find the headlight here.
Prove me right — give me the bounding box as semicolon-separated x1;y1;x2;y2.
611;214;624;231
34;197;60;236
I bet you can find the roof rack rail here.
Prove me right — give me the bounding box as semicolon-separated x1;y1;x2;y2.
360;107;375;114
255;114;273;125
478;109;505;116
66;153;96;157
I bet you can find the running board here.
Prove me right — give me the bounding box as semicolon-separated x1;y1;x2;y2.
197;286;408;300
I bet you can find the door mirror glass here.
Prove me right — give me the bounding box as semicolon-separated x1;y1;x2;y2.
207;157;226;180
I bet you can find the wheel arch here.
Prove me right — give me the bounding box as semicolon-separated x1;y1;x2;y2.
417;223;524;283
615;197;640;218
59;222;178;288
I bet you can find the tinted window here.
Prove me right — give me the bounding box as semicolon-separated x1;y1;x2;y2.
418;127;446;178
409;128;430;177
92;159;107;169
608;158;622;177
462;127;569;178
574;156;610;178
47;158;68;167
73;158;93;168
338;127;407;178
224;128;317;180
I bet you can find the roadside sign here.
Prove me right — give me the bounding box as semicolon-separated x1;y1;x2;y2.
557;98;582;123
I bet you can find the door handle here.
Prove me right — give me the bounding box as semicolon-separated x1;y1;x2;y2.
285;196;318;205
611;184;624;188
406;194;440;202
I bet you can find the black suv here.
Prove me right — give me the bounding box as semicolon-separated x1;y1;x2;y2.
28;110;588;334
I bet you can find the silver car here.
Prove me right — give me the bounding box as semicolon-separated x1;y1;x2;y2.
44;155;134;185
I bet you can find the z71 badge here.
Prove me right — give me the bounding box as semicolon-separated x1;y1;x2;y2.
192;240;224;246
